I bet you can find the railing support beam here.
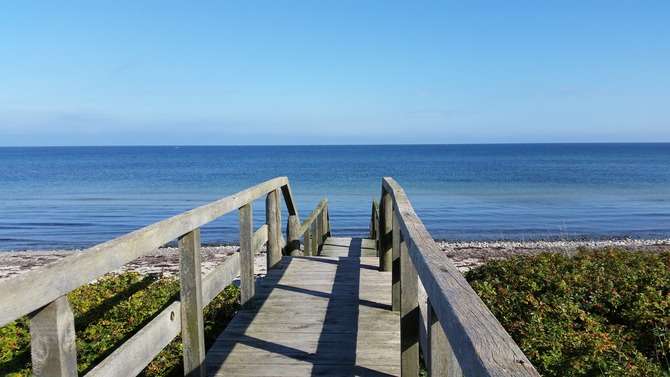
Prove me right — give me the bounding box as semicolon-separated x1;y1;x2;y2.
303;228;312;256
287;215;301;256
379;189;393;271
179;228;206;377
400;235;420;376
239;204;254;309
392;209;401;312
311;222;318;255
266;189;282;270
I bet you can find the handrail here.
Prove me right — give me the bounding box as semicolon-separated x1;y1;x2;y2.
299;198;331;256
375;177;539;376
0;177;289;326
370;197;379;241
0;177;324;377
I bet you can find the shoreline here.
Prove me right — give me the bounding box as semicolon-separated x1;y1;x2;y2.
1;238;669;281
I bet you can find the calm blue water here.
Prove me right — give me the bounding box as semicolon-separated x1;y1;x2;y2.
1;144;669;251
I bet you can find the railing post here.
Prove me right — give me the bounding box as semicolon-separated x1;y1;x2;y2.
392;209;401;312
324;204;331;237
317;209;324;244
311;222;318;255
287;215;301;256
239;203;254;309
266;189;282;270
29;296;78;377
370;198;379;240
303;228;312;256
179;228;206;377
401;239;420;376
379;189;393;271
428;298;461;376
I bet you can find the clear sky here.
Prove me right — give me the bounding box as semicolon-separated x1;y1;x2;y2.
1;1;669;146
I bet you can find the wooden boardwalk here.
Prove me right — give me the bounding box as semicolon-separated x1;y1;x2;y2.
206;237;401;376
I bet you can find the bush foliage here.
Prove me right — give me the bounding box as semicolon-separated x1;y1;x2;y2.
465;247;670;376
0;272;240;376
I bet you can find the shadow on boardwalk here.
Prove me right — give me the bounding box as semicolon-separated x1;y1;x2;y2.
206;237;400;376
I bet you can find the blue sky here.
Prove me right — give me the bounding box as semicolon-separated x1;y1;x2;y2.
1;1;669;146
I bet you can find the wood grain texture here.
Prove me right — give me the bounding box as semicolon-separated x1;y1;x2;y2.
400;235;420;376
392;210;401;312
378;190;393;271
253;224;268;254
428;298;462;377
298;199;328;235
29;296;77;377
370;197;380;241
266;189;282;270
286;215;301;256
303;228;312;256
206;238;400;377
239;204;254;310
179;229;206;377
86;302;181;377
382;177;539;376
202;253;240;307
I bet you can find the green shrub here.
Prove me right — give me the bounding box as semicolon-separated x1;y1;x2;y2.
0;272;240;376
465;247;670;376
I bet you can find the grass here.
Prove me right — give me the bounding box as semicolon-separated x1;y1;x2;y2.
0;272;240;376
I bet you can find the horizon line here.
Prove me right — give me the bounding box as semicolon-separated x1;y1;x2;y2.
2;141;670;148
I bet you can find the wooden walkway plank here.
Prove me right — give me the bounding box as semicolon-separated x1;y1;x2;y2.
206;237;400;377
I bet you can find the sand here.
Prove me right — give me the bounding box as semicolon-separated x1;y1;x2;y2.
1;238;669;281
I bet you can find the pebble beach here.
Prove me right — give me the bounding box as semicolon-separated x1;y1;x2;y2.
1;238;669;282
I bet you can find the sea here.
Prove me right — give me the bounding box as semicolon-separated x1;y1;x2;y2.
1;143;669;251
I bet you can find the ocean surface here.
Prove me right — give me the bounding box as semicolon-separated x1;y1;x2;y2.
1;144;669;251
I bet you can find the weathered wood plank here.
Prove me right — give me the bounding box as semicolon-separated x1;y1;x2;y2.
86;301;181;377
201;253;240;306
303;228;312;256
428;298;462;377
208;363;399;377
29;296;77;377
208;345;397;364
253;224;268;253
378;189;393;271
382;177;539;376
266;189;282;270
319;237;377;258
392;210;401;311
311;222;318;255
298;198;328;235
279;181;299;217
220;331;399;345
370;197;380;242
206;238;400;377
179;229;206;377
239;204;254;310
400;234;420;376
286;215;301;256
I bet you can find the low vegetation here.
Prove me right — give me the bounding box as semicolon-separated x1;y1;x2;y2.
3;248;669;376
465;247;670;376
0;272;240;376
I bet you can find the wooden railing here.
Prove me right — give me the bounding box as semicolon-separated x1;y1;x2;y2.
373;177;540;376
297;198;331;256
370;197;380;247
0;177;328;377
